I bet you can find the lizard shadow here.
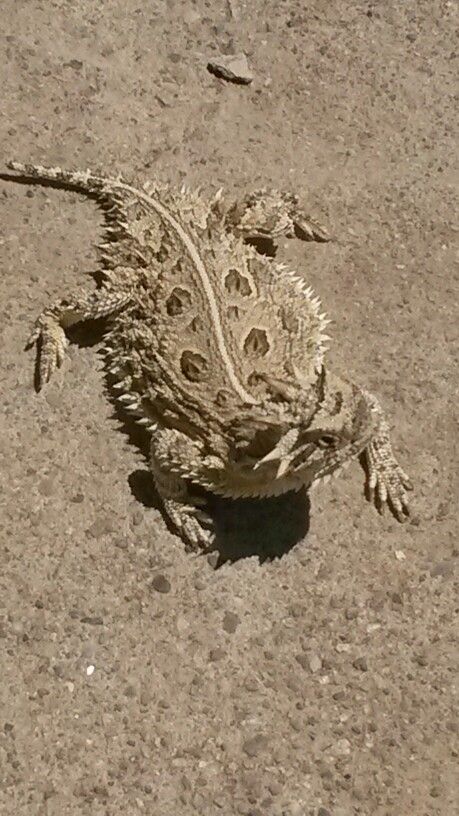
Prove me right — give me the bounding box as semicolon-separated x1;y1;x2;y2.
205;488;310;566
64;324;311;565
129;469;311;567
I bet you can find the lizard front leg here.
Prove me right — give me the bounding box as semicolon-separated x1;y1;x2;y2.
362;391;412;521
27;286;131;389
223;189;330;247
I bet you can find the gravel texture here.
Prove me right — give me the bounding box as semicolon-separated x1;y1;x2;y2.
0;1;457;814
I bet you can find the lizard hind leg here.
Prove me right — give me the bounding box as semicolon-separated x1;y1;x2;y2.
149;429;215;551
27;287;131;390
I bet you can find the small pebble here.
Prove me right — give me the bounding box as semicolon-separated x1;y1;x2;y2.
288;603;305;618
131;510;143;527
65;58;83;70
183;8;200;24
289;717;302;733
414;652;429;667
213;795;225;808
222;611;240;633
309;654;322;673
295;653;309;670
353;656;368;672
209;647;226;662
430;559;455;579
53;663;65;678
345;607;359;620
86;517;116;538
38;477;55;496
242;734;268;757
207;551;219;569
86;665;95;676
207;52;254;85
71;492;85;503
151;574;171;593
332;737;351;756
287;803;307;816
124;684;137;698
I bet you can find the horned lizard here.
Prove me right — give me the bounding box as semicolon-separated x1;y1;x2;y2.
4;161;412;549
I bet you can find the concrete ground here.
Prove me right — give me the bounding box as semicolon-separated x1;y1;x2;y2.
0;1;457;814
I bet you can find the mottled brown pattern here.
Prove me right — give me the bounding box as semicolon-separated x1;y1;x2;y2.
5;161;410;548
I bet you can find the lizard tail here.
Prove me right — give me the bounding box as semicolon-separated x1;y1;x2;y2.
6;161;114;196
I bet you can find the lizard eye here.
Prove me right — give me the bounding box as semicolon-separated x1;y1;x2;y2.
317;434;337;449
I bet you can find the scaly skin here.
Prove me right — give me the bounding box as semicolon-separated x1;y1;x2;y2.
3;160;412;549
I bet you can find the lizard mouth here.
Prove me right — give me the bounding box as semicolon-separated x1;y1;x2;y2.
307;436;372;487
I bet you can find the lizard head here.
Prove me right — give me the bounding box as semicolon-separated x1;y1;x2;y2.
254;370;378;487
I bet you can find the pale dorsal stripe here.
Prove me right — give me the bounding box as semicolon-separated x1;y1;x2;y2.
116;181;258;405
